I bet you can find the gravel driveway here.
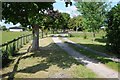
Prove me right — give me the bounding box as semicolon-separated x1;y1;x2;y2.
52;37;119;79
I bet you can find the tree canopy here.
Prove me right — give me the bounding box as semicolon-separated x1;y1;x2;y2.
2;2;54;50
106;3;120;54
2;2;54;27
68;15;82;31
76;2;108;37
0;25;7;31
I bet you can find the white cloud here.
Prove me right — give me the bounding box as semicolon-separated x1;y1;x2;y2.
65;10;71;14
109;0;119;2
55;0;65;2
66;5;80;17
66;6;77;11
0;20;20;28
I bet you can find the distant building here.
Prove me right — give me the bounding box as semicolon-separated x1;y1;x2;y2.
100;26;106;30
9;27;23;32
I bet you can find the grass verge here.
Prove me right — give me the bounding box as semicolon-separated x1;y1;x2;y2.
60;37;120;72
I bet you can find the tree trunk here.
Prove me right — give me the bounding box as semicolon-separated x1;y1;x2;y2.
76;26;77;32
31;25;39;51
41;29;43;38
53;29;54;34
83;31;87;39
92;31;96;41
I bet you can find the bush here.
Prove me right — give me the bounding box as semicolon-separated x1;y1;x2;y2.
106;3;120;54
2;50;10;67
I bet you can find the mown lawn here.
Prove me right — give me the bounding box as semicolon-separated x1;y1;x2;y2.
1;31;31;44
1;37;97;78
68;31;119;56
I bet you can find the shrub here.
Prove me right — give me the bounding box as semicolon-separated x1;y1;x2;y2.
2;50;9;67
106;3;120;54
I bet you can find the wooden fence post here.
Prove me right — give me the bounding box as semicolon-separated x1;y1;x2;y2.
12;40;15;56
20;35;22;48
17;38;19;50
26;36;27;43
1;33;32;57
6;43;8;54
23;35;25;45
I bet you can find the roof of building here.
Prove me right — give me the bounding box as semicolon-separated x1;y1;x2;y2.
9;27;24;29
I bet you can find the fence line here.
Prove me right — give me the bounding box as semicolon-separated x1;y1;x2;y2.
1;34;33;66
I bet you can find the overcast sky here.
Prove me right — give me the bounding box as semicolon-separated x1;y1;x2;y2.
0;0;119;28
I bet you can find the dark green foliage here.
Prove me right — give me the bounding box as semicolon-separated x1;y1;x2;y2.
12;42;16;56
65;1;72;7
2;50;10;67
106;3;120;54
0;26;7;31
83;34;87;39
68;15;82;31
2;2;53;27
61;13;70;29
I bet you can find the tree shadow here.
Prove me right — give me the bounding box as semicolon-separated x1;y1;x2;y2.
8;57;21;80
65;41;120;65
2;59;14;69
2;42;80;78
78;43;120;59
18;61;50;73
2;45;31;69
17;43;80;74
95;38;106;43
2;57;21;79
79;43;108;54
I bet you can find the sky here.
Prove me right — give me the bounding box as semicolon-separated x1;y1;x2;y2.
0;0;119;28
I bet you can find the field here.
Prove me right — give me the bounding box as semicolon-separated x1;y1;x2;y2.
1;31;31;44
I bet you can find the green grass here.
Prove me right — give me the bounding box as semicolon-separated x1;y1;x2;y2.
2;37;97;78
68;37;107;53
62;40;120;72
69;31;106;38
61;31;119;72
1;31;31;44
68;31;119;56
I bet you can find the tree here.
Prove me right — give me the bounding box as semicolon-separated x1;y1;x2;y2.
68;17;76;30
106;3;120;54
61;13;70;32
47;10;66;34
76;2;108;39
2;2;53;51
68;15;82;31
0;25;7;31
65;0;72;7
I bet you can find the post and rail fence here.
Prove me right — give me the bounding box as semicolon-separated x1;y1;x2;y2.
0;34;33;67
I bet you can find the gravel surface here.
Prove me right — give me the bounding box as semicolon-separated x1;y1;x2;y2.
52;37;119;79
49;71;72;78
62;37;120;63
